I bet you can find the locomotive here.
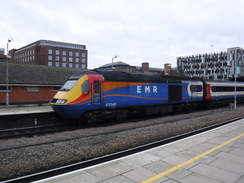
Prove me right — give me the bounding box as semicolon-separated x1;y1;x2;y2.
50;70;244;124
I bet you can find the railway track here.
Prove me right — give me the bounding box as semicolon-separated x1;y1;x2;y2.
2;116;243;183
0;123;77;140
0;106;231;151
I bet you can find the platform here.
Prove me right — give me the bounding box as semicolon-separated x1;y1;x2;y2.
0;104;53;116
36;119;244;183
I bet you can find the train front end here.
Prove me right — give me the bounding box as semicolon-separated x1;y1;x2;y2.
50;71;92;119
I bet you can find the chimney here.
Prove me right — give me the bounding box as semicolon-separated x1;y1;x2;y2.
164;63;171;75
142;62;149;74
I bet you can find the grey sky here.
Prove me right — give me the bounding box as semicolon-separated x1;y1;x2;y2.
1;0;244;69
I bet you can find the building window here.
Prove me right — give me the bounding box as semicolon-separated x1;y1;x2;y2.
27;86;40;92
48;61;52;66
69;52;73;56
55;56;59;61
63;51;66;55
48;49;52;54
75;64;79;68
56;50;59;55
69;57;73;62
52;87;61;91
62;57;66;61
48;55;52;60
82;64;86;68
62;63;66;67
76;52;79;57
55;62;59;67
82;53;86;57
69;63;73;67
0;86;12;92
82;58;85;63
76;58;79;62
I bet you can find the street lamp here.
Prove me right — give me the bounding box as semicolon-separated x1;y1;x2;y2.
6;38;13;107
111;55;118;71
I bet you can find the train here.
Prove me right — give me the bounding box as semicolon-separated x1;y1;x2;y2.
50;70;244;125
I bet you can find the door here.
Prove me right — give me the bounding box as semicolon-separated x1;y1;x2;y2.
92;80;102;104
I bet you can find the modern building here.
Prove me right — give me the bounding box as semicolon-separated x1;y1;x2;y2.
95;61;163;75
9;40;88;69
177;47;244;80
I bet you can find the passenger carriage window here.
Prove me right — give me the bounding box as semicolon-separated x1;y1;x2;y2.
190;85;202;92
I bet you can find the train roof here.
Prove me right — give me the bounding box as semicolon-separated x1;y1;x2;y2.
70;70;182;83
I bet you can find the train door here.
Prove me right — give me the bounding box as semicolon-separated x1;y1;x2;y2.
88;75;104;105
92;80;102;104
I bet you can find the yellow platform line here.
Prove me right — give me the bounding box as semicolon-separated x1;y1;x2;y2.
141;133;244;183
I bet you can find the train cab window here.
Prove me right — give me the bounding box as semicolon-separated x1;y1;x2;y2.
60;79;77;91
93;81;101;94
82;80;89;94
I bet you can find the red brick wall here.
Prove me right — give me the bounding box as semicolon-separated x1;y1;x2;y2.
0;86;57;105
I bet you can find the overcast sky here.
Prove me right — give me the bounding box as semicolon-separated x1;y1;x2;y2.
1;0;244;69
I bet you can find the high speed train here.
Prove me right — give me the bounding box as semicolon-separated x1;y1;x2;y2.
50;70;244;125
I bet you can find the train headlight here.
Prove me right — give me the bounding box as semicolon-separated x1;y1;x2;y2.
56;99;67;104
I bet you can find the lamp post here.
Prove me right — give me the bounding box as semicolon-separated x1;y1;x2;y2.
111;55;118;71
6;38;13;107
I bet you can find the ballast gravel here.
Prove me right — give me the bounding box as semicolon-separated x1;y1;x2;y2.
0;106;244;180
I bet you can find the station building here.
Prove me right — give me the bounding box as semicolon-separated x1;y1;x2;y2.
95;61;164;75
8;40;88;69
0;62;86;105
177;47;244;80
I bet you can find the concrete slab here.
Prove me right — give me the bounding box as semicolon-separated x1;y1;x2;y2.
38;170;101;183
230;147;244;156
210;158;244;175
236;176;244;183
143;160;174;174
87;160;134;180
123;167;157;182
165;168;192;181
180;172;223;183
122;152;160;167
214;151;244;164
190;163;242;183
101;175;135;183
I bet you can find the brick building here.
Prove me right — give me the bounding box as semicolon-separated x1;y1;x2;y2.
9;40;88;69
0;48;6;62
0;62;85;105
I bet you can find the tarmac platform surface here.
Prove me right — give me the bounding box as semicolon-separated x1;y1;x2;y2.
36;118;244;183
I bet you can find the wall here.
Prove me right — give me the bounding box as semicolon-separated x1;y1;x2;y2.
0;86;57;105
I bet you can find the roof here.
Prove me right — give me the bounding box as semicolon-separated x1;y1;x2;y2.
0;62;86;85
96;70;169;83
99;61;131;68
68;69;168;83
